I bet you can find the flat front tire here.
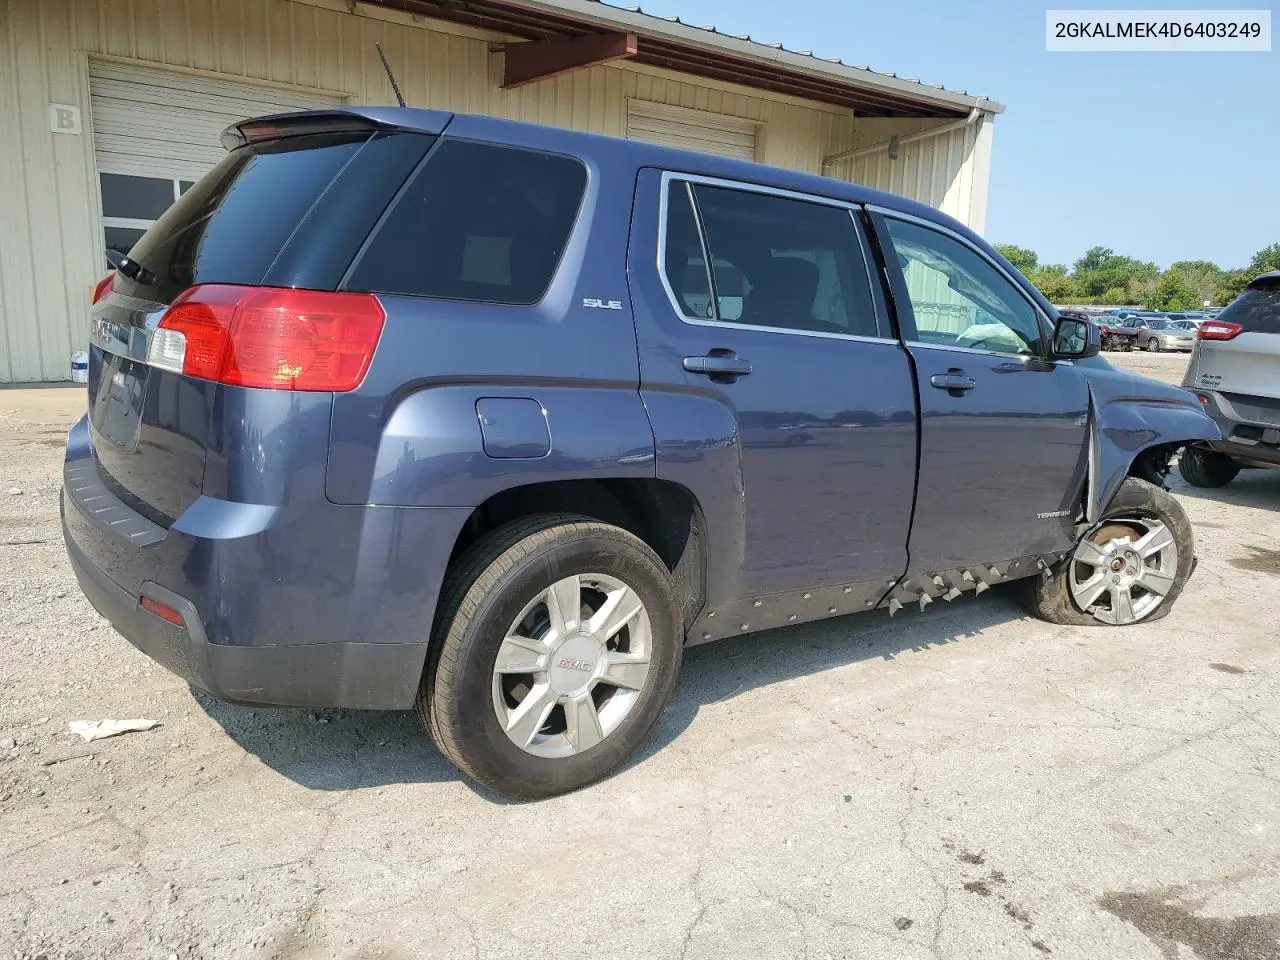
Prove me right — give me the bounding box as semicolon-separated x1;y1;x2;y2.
419;514;682;799
1024;478;1194;626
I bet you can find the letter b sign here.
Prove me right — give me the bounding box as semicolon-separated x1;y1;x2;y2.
48;103;82;135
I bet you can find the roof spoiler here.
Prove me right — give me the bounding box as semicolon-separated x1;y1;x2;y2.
220;107;454;151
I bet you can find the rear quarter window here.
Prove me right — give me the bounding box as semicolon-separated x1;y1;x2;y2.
1218;284;1280;334
345;140;587;305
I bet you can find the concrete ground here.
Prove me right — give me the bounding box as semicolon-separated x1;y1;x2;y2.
3;352;1279;960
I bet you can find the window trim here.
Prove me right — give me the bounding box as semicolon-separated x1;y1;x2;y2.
868;204;1058;361
656;170;893;344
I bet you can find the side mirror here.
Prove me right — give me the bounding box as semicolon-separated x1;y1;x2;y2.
1053;316;1100;359
105;249;125;270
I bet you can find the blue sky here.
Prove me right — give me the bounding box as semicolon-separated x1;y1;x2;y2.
620;0;1278;270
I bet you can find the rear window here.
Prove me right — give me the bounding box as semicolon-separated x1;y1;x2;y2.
114;132;377;305
1218;283;1280;334
345;140;587;305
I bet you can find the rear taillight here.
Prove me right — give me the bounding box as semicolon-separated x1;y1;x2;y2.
1197;320;1243;341
91;272;115;305
150;285;385;392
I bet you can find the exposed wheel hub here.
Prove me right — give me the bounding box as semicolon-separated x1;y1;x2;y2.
1067;516;1179;625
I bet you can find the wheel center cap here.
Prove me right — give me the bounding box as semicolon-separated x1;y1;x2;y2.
548;633;600;695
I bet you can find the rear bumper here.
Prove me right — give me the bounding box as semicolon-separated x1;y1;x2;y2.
1191;391;1280;468
61;416;471;710
63;521;427;709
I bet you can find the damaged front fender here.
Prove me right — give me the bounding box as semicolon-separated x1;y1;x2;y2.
1085;377;1219;521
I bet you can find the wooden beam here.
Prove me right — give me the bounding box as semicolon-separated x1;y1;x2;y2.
502;32;637;88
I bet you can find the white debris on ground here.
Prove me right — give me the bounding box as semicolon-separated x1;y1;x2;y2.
68;718;161;742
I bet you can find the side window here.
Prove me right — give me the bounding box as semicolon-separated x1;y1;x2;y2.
661;179;880;338
348;140;587;305
883;217;1045;356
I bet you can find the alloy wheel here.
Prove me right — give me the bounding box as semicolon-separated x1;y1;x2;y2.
491;573;652;758
1067;517;1179;624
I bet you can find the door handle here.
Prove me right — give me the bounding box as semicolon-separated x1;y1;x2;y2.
683;353;752;381
929;371;976;393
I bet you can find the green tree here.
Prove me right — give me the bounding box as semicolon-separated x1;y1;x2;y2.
1216;269;1251;305
1073;246;1159;297
1166;260;1222;309
1126;275;1159;307
1100;286;1130;305
994;244;1039;275
1247;243;1280;276
1146;271;1201;311
1028;265;1077;303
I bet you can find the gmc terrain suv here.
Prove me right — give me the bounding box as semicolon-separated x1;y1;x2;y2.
1179;272;1280;487
64;108;1218;798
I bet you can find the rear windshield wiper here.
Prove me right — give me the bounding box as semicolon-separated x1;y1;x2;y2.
106;249;154;286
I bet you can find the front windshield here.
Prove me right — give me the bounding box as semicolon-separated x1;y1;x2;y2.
1146;319;1170;329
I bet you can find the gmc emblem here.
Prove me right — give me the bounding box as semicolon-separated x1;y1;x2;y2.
555;657;595;672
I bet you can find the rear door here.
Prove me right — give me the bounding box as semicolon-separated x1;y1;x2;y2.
629;170;918;603
868;209;1090;575
87;123;434;523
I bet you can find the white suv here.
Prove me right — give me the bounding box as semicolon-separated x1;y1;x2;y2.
1179;272;1280;487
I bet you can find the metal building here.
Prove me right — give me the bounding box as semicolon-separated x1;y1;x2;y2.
0;0;1003;383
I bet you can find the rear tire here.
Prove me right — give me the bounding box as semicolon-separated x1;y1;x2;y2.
419;514;682;799
1023;478;1194;627
1177;446;1240;488
1146;337;1160;352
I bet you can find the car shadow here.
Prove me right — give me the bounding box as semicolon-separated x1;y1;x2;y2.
1168;467;1280;511
194;586;1031;801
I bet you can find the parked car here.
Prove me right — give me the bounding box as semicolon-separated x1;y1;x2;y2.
1120;315;1196;352
1178;272;1280;487
1096;316;1140;351
63;107;1218;798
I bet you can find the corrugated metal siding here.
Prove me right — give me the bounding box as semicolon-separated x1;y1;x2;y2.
0;0;991;381
830;116;992;229
626;99;758;160
89;59;346;178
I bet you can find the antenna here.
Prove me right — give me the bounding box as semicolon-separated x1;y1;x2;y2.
375;42;406;108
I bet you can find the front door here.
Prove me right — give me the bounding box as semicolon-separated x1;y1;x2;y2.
869;210;1090;575
629;171;919;605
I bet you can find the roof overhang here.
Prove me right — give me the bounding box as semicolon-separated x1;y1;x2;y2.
360;0;1004;118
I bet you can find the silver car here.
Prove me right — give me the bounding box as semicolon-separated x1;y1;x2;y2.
1121;315;1196;352
1179;272;1280;487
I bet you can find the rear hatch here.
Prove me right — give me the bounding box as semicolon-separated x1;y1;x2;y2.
1190;277;1280;418
87;114;440;524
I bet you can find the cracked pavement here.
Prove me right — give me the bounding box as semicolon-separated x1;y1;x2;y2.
3;352;1279;959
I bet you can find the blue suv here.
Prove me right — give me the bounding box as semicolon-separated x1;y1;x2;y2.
63;108;1218;798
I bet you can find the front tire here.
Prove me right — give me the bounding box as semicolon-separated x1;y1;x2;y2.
1023;478;1194;626
420;514;682;799
1146;337;1161;352
1177;446;1240;488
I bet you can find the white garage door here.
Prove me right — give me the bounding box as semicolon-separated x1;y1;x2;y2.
88;60;346;263
626;100;758;161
